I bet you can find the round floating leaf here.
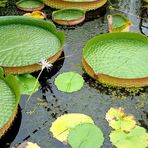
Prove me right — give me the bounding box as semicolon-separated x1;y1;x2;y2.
68;123;104;148
106;107;136;131
50;113;94;142
16;0;44;11
0;16;64;75
82;32;148;87
110;126;148;148
0;75;20;137
43;0;107;11
55;72;84;93
52;8;85;25
15;74;40;95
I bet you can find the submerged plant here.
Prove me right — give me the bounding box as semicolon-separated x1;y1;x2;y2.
106;107;148;148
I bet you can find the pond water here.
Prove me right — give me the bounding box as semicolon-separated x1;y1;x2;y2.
0;0;148;147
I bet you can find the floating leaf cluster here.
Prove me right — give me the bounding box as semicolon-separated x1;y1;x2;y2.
50;113;104;148
106;107;148;148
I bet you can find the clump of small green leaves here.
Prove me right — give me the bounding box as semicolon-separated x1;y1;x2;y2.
106;107;148;148
0;0;7;7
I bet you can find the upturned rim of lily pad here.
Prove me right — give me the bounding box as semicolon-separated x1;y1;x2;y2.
0;75;20;138
0;16;64;75
16;0;45;12
23;11;46;19
43;0;107;11
82;32;148;88
107;13;132;32
52;8;85;26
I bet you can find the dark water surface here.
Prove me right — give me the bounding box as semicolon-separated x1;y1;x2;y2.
0;0;148;147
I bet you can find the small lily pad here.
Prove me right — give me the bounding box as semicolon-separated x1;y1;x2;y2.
63;0;97;2
15;74;40;95
68;123;104;148
110;126;148;148
106;107;136;131
52;8;85;26
50;113;94;142
16;0;44;11
55;72;84;93
107;14;132;32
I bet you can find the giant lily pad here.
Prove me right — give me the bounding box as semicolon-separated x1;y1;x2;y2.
52;8;85;26
0;16;64;75
16;0;44;11
42;0;107;11
82;32;148;87
0;75;20;137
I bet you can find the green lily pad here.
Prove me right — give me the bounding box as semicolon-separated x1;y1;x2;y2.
50;113;94;142
16;0;44;11
107;14;132;32
15;74;40;95
110;126;148;148
0;75;20;137
82;32;148;87
68;123;104;148
0;16;64;74
106;107;136;131
43;0;107;11
54;72;84;93
52;8;85;25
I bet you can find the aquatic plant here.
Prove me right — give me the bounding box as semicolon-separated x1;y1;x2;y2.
55;71;84;93
16;0;44;11
23;11;46;19
106;107;148;148
107;14;132;32
0;16;64;75
15;74;40;95
82;32;148;87
50;113;104;148
68;123;104;148
52;8;85;26
41;0;107;11
0;74;20;138
0;0;7;7
50;113;94;142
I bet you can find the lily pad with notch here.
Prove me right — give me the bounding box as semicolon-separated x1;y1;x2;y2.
16;0;45;11
0;16;65;75
0;75;20;138
107;14;132;32
43;0;107;11
52;8;85;26
82;32;148;87
54;71;84;93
